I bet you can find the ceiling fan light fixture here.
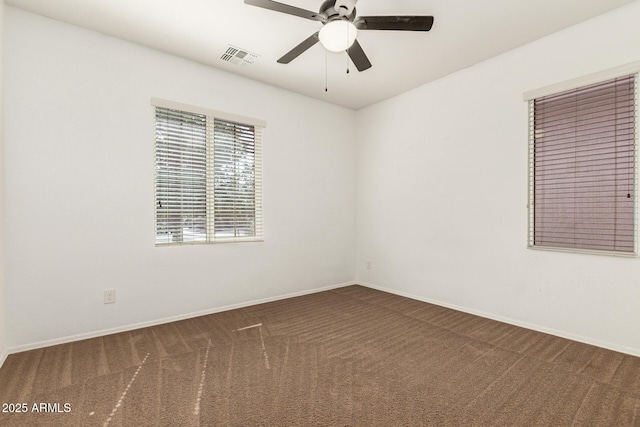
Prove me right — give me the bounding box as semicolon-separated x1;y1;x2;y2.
319;21;358;52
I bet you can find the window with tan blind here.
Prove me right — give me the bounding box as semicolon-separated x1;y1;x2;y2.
154;102;263;245
527;74;637;255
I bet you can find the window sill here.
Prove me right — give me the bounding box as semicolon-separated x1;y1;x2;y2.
527;245;637;258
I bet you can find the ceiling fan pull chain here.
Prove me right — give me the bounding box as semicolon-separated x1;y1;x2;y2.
325;49;328;92
346;24;350;74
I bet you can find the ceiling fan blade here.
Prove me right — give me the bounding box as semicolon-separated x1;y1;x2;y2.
347;40;372;72
278;32;320;64
354;16;434;31
244;0;323;21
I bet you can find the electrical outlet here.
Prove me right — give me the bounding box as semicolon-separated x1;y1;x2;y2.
104;289;116;304
366;260;372;270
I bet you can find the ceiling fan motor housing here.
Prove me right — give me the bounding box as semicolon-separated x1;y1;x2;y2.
319;0;356;22
334;0;357;16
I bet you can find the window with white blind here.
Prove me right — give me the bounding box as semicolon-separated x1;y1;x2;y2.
153;100;264;245
527;74;638;255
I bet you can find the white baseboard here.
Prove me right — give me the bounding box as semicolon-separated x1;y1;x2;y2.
8;280;356;355
358;281;640;358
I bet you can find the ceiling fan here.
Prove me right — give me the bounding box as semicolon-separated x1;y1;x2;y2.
244;0;434;72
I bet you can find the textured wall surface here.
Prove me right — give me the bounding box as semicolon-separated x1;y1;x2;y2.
356;2;640;355
4;7;356;349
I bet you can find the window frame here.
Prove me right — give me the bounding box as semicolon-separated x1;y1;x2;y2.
152;98;265;246
525;66;639;257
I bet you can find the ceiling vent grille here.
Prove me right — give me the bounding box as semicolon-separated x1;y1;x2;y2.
220;46;259;67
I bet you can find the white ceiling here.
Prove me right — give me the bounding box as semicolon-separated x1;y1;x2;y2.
6;0;636;109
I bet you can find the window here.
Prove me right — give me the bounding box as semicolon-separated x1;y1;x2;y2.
527;74;637;255
153;99;264;245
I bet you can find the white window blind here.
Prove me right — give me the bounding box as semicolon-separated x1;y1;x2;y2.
155;106;263;245
212;119;263;240
527;74;638;255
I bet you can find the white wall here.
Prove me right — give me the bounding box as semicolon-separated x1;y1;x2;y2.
356;1;640;356
5;1;640;357
4;7;356;350
0;1;7;365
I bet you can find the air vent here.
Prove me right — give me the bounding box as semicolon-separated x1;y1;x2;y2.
220;46;259;67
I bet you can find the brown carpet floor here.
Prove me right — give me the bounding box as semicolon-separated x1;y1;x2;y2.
1;285;639;426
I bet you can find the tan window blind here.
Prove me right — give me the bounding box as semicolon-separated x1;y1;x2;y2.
528;74;637;254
